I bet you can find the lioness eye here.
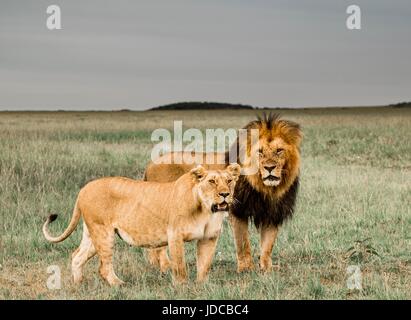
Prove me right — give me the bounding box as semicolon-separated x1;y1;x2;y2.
227;179;232;184
258;148;263;154
209;179;215;184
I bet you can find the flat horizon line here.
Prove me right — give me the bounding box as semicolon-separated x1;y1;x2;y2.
1;103;409;112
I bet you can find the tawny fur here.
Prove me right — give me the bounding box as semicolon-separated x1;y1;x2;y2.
43;164;240;286
144;114;302;273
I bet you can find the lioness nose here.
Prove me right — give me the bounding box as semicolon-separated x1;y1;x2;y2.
264;166;276;172
219;192;229;198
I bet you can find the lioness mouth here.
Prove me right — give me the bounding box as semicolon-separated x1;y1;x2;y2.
212;202;229;212
264;175;280;181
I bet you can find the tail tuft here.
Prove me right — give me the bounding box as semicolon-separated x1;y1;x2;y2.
48;214;58;222
43;201;81;243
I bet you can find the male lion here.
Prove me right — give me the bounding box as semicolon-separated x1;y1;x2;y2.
42;164;241;285
145;114;302;272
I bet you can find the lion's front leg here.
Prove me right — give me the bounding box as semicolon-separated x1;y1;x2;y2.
168;233;187;284
229;214;255;272
259;224;278;272
196;237;219;282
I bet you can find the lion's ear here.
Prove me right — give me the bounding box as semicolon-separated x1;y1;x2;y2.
227;163;241;178
190;165;207;182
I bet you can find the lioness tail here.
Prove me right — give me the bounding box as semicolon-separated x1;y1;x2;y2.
42;200;81;243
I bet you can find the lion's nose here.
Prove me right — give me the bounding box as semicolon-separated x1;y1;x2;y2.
264;166;276;172
219;192;229;198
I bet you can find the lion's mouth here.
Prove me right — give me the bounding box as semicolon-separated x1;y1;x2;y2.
264;175;280;182
211;202;229;212
262;175;281;186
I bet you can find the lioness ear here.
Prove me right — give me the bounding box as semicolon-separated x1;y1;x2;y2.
190;165;207;182
227;163;241;178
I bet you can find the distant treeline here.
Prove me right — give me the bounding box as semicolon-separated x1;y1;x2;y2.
148;101;411;111
150;102;255;110
389;101;411;108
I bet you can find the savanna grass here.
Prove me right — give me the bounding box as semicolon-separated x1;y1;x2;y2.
0;108;410;299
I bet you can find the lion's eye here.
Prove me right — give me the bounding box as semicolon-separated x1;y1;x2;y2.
209;179;215;184
258;148;263;154
277;148;284;154
227;179;232;184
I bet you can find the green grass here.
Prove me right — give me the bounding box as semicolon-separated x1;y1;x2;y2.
53;130;153;143
0;108;410;299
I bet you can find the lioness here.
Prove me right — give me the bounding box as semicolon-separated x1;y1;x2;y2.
42;164;241;285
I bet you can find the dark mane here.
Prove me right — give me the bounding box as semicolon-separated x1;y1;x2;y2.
231;176;299;228
231;175;299;227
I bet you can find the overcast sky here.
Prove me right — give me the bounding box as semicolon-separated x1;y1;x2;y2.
0;0;410;110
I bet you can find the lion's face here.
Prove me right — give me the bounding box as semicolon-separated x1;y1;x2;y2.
241;115;302;195
254;137;289;187
190;164;240;213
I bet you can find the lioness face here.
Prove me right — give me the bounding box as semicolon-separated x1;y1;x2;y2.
255;137;288;187
190;164;240;213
